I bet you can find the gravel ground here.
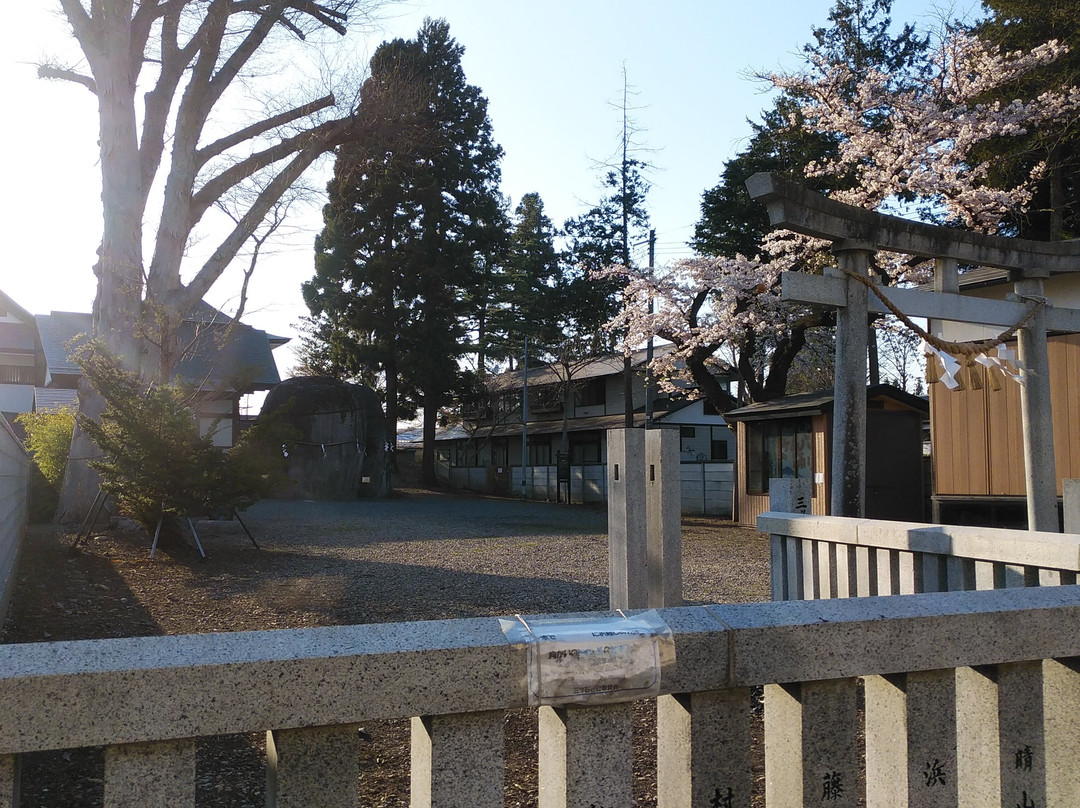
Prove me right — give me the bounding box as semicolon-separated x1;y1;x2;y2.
2;489;771;807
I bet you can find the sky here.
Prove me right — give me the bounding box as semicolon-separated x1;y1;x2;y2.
1;0;969;375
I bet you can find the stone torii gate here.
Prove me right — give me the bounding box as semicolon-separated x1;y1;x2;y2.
746;172;1080;531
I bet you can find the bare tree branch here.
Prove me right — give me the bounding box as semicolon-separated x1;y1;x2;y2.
181;138;333;312
37;64;97;94
196;95;338;167
189;115;349;223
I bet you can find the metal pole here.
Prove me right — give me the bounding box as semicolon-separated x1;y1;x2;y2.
521;335;528;501
645;228;656;429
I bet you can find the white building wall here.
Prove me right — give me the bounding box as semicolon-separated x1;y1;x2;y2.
0;384;34;415
0;415;30;627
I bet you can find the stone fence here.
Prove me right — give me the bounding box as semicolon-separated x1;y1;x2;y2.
760;512;1080;602
4;587;1080;806
0;415;30;627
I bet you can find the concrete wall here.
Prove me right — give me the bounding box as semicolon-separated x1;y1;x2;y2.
0;415;30;627
496;462;733;515
679;462;735;517
761;511;1080;602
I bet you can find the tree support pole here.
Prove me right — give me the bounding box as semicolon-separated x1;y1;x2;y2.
1014;274;1059;532
829;241;873;518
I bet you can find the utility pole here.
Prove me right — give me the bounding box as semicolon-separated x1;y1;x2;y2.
645;228;656;429
521;335;529;501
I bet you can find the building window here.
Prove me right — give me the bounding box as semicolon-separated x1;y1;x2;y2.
527;435;551;465
746;417;813;494
570;435;601;464
453;440;483;468
711;426;731;460
0;365;36;384
574;377;606;408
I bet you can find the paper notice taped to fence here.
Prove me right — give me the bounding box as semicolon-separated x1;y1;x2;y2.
501;611;674;707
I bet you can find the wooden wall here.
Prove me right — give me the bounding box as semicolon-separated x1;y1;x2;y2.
931;333;1080;497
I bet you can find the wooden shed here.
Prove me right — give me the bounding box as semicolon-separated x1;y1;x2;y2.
925;267;1080;527
725;385;929;527
931;333;1080;526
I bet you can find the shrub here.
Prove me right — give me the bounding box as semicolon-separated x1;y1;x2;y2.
16;408;76;522
16;408;76;488
71;340;293;538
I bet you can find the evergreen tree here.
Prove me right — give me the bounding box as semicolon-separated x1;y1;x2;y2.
486;192;564;369
974;0;1080;240
302;19;504;484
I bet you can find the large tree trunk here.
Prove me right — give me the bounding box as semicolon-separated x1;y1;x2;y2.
385;354;400;474
57;5;146;522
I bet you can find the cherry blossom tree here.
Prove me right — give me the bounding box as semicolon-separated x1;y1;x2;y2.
770;27;1080;233
609;15;1080;408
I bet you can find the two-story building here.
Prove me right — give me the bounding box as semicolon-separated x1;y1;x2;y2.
418;346;740;515
0;291;45;427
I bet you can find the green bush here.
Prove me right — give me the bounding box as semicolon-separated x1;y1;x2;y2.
71;340;293;537
16;408;76;488
16;408;76;522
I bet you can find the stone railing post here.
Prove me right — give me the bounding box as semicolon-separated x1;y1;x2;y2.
765;678;860;807
266;725;361;808
0;754;19;808
1065;478;1080;534
657;689;753;808
997;659;1080;806
103;739;195;808
411;711;504;807
608;428;647;609
538;703;633;808
864;668;999;807
647;427;682;608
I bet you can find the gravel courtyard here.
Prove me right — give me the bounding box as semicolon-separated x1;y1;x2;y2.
2;490;772;807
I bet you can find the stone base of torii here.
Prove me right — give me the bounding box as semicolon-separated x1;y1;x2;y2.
746;172;1080;532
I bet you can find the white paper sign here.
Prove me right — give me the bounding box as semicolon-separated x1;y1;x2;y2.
502;611;674;706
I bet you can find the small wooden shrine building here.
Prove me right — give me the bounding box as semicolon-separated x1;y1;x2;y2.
725;384;928;527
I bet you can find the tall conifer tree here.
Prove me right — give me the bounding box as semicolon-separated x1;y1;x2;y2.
303;19;504;483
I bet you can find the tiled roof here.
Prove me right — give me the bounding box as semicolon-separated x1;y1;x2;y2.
0;290;35;326
35;310;281;392
488;344;681;390
36;311;89;377
34;388;78;412
724;384;928;421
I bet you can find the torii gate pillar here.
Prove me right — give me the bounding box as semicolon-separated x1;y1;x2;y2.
1014;274;1058;531
830;241;874;518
